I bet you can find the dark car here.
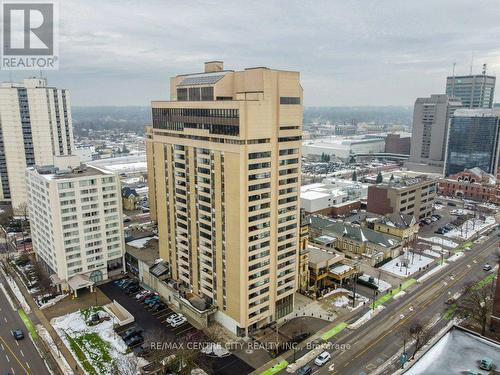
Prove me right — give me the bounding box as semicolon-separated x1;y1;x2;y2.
444;223;454;231
122;329;142;341
121;279;138;289
125;285;141;295
12;329;24;340
152;302;166;311
447;202;457;206
435;228;446;234
135;345;152;357
432;214;442;220
114;278;129;287
125;335;144;347
147;299;162;309
297;365;313;375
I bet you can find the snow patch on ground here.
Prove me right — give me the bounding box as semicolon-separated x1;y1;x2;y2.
333;295;350;308
423;249;441;258
348;305;385;329
51;309;141;375
417;263;449;283
418;236;458;249
358;274;392;292
380;251;434;277
5;274;31;313
318;288;350;300
38;324;74;375
0;283;16;311
393;290;406;299
444;216;496;240
447;252;464;262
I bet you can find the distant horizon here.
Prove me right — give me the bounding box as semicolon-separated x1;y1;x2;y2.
2;1;500;107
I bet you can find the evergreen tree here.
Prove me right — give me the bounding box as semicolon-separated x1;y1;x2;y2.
376;171;383;183
352;171;357;181
390;174;395;181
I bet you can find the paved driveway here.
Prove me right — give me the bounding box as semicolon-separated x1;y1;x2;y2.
99;281;254;374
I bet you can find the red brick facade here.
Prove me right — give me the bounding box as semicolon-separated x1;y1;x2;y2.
366;186;393;215
438;169;499;204
385;133;410;155
309;201;361;217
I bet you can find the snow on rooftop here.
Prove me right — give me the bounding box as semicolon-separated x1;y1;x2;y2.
127;236;157;249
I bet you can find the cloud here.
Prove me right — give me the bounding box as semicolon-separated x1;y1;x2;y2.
4;0;500;106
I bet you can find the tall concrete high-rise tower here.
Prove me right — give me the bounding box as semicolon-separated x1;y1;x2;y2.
406;94;462;174
146;61;303;336
446;73;496;108
0;78;75;208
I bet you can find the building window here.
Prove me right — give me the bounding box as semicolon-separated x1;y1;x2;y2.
280;97;300;105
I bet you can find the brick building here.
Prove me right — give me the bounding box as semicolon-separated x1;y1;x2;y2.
438;167;499;204
384;133;411;155
367;175;437;219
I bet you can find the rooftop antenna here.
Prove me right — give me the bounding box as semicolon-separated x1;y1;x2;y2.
451;62;456;97
482;63;487;75
469;52;474;75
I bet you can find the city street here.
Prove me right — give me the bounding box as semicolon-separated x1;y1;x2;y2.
0;273;48;374
271;229;499;375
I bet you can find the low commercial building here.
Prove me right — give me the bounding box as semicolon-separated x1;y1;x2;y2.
438;167;499;204
367;175;437;219
384;133;411;155
308;216;402;265
302;136;385;161
307;245;352;293
26;156;125;294
300;180;368;216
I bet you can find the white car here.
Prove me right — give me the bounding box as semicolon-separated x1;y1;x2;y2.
483;264;492;271
170;316;187;327
166;313;183;324
314;351;331;366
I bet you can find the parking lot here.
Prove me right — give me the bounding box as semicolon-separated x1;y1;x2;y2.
99;280;254;374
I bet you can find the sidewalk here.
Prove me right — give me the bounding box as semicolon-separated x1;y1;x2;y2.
6;263;82;374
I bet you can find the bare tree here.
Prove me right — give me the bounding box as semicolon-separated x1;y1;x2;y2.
456;281;494;336
400;318;433;359
143;329;199;374
14;203;29;253
0;208;13;253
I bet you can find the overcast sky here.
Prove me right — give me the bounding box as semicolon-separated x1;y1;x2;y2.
4;0;500;106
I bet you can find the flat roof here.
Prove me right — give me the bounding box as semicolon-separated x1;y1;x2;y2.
34;165;109;180
405;325;500;375
307;246;340;265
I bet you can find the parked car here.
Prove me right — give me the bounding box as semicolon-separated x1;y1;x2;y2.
424;218;432;225
314;351;331;366
122;329;142;341
136;290;150;299
125;335;144;347
144;295;160;305
296;365;313;375
483;264;492;271
114;278;129;287
444;223;455;231
170;316;187;327
125;285;141;295
138;292;155;302
447;202;457;206
11;329;24;340
152;302;166;312
121;279;138;289
435;228;446;234
147;299;162;309
432;214;442;220
166;313;183;324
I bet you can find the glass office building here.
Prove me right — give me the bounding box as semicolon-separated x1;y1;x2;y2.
445;109;500;176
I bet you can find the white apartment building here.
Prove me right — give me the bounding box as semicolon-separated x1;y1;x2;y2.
27;156;124;293
0;78;75;208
